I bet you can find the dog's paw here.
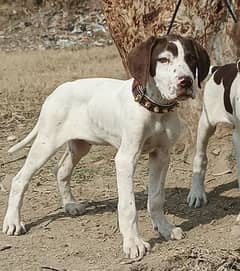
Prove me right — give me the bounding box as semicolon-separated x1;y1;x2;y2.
187;187;208;208
123;236;150;259
2;215;26;236
64;202;87;216
170;227;185;240
154;222;185;241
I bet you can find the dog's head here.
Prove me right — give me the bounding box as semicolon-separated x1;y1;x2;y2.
128;35;210;101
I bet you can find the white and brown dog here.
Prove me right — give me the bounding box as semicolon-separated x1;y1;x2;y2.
188;61;240;208
3;35;210;259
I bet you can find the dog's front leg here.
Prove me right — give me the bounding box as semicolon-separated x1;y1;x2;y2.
115;140;150;259
187;111;216;208
233;128;240;188
148;148;184;240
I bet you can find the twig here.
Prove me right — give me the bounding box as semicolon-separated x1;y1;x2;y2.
41;266;63;271
0;245;12;252
0;155;26;167
206;177;216;183
212;169;232;176
119;256;143;265
0;183;6;192
40;217;55;228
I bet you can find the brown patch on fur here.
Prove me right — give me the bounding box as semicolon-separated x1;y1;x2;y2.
211;66;220;74
127;36;159;87
149;37;168;77
213;63;238;114
168;35;210;88
166;42;178;57
193;40;210;88
237;60;240;72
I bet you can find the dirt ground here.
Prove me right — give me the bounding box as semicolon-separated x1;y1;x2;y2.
0;44;240;271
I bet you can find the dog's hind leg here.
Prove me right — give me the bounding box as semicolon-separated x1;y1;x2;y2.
56;140;91;216
148;148;184;241
232;128;240;188
3;134;62;236
187;110;216;208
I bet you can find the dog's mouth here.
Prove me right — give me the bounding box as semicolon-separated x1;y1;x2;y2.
176;96;190;101
176;87;195;101
176;94;194;101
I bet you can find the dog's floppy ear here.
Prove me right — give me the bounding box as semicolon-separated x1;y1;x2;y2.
127;36;158;87
191;40;210;88
237;59;240;72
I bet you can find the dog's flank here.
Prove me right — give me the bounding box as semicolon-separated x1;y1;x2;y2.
3;35;210;260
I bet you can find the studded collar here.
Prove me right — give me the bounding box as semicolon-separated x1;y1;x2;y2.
132;79;179;113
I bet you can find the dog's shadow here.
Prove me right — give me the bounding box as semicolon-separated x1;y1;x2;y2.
26;179;239;247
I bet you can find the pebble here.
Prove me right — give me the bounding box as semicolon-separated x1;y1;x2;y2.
211;148;221;156
7;135;17;142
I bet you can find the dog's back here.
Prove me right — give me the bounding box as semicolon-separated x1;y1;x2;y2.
203;62;240;126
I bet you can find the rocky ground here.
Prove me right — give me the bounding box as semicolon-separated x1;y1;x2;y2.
0;0;111;51
0;1;240;271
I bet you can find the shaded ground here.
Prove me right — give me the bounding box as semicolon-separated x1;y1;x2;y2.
0;45;240;271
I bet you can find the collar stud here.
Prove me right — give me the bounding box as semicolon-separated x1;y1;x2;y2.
144;101;151;108
135;94;142;102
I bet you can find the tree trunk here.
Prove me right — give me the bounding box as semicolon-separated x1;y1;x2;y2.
101;0;240;72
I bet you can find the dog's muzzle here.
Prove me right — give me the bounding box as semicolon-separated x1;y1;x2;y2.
176;76;194;99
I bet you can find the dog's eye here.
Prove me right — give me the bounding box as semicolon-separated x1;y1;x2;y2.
157;57;169;64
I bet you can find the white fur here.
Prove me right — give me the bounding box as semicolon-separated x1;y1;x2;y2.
188;70;240;208
3;41;196;259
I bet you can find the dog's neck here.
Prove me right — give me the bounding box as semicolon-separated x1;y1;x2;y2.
146;77;172;105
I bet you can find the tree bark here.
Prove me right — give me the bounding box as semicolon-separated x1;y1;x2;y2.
101;0;240;73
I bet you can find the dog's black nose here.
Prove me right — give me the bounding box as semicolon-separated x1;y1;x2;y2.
178;76;193;89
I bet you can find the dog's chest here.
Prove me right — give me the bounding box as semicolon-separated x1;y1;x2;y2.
142;115;180;153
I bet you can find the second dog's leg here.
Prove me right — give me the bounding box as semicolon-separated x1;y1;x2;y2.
148;148;184;240
232;128;240;187
187;111;215;208
56;140;91;215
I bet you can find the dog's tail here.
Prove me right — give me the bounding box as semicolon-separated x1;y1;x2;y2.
8;121;39;153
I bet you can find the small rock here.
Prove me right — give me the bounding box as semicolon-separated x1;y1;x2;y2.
24;21;32;27
174;143;185;154
231;224;240;239
93;23;106;33
7;135;17;142
211;148;221;156
56;39;76;48
94;40;104;47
